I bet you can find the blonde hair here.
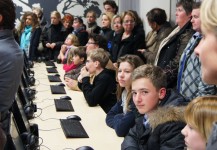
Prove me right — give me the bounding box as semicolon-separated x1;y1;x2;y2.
184;96;217;141
111;14;123;30
50;11;61;20
87;48;109;68
200;0;217;37
102;12;115;27
66;34;79;46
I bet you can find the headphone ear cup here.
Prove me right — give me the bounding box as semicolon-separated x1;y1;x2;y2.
28;76;35;86
24;104;34;119
21;132;37;149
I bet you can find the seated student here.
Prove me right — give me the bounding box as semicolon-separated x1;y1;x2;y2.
181;96;217;150
64;46;86;91
121;64;189;150
57;33;79;64
78;48;116;113
106;55;144;137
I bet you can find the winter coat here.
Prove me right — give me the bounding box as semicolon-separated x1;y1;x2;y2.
121;89;189;150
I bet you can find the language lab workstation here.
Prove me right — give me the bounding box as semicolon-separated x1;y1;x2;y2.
10;52;123;150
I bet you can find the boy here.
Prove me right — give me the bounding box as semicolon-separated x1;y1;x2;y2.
65;46;86;91
78;48;116;113
121;64;189;150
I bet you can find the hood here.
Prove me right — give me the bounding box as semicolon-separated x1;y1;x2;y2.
147;106;185;130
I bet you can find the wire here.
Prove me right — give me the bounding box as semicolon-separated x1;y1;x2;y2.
33;108;43;118
41;104;54;109
38;116;59;121
62;148;75;150
39;145;51;150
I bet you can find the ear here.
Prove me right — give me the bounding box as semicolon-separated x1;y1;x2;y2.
80;57;84;62
94;60;100;68
158;87;166;100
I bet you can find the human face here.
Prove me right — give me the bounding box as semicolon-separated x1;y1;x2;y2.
51;14;60;25
101;15;110;28
73;55;83;65
175;5;191;28
113;17;122;33
25;15;33;26
86;38;99;53
181;124;206;150
64;36;73;45
73;20;81;30
123;15;135;33
63;20;72;29
86;57;96;74
104;4;116;14
132;78;163;114
118;62;133;90
86;12;96;24
148;20;157;31
194;32;217;84
191;8;201;32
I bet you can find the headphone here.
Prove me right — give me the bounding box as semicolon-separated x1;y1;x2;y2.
24;103;36;119
25;88;36;101
27;75;35;86
28;61;34;68
21;132;38;150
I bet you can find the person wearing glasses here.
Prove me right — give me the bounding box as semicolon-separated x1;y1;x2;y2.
110;10;145;63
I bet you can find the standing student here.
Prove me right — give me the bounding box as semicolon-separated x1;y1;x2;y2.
194;0;217;149
106;55;144;137
17;11;42;61
103;0;118;14
0;0;24;149
181;96;217;150
121;65;189;150
78;48;116;113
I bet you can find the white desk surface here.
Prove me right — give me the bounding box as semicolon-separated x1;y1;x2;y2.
30;62;123;150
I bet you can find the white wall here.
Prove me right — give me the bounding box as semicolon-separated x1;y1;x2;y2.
118;0;172;34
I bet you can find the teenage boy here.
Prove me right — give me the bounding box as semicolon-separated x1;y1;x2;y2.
65;46;86;91
78;48;116;113
121;64;189;150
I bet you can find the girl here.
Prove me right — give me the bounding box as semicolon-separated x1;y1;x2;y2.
106;55;144;137
181;96;217;150
18;11;41;61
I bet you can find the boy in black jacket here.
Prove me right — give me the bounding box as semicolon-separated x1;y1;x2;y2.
78;48;116;113
121;64;189;150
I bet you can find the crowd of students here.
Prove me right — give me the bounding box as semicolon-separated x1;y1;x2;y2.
1;0;217;149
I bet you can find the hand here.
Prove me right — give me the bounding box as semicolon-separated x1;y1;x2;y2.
50;43;56;49
80;66;90;78
46;43;51;48
77;74;83;83
65;78;75;88
60;44;67;53
138;49;146;53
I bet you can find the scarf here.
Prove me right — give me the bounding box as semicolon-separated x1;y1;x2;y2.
20;26;32;56
154;26;180;65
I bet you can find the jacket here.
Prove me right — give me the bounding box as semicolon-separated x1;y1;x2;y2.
29;27;42;60
121;89;189;150
156;21;194;88
106;99;137;137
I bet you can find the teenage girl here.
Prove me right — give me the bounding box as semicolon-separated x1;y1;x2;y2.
106;54;144;137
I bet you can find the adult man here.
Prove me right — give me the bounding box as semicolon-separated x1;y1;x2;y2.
86;10;101;35
103;0;118;14
177;2;216;100
0;0;24;148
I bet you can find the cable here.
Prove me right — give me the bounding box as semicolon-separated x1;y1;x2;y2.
41;104;54;110
38;116;59;121
39;145;51;150
62;148;74;150
33;108;43;118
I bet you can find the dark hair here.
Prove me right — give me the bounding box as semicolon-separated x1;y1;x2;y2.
146;8;167;25
0;0;16;29
74;16;83;24
73;46;87;62
103;0;119;14
88;33;108;51
192;2;201;9
176;0;194;15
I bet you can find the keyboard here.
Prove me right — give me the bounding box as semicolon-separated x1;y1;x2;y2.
48;75;62;82
54;99;74;111
46;68;58;73
45;61;55;66
60;119;89;138
50;85;66;94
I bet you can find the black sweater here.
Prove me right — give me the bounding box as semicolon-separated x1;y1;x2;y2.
78;69;116;113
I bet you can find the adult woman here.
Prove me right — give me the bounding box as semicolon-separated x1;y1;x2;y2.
41;11;68;61
100;12;114;40
181;96;217;150
62;13;74;35
110;10;145;63
154;0;194;88
106;55;144;137
17;11;41;61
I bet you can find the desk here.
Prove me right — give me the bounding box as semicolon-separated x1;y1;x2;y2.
30;62;123;150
